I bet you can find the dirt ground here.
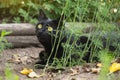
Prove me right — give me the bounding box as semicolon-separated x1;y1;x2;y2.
0;47;103;80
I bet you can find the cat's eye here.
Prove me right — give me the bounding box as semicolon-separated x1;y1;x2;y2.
48;26;53;31
38;24;42;29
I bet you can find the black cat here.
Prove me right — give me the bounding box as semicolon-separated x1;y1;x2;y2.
35;11;120;67
35;11;91;66
36;12;65;65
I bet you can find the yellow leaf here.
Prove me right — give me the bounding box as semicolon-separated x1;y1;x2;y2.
91;68;101;73
97;63;102;68
20;68;33;75
109;62;120;73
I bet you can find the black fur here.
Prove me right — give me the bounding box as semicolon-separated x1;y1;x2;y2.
35;11;120;66
36;11;66;65
35;11;91;65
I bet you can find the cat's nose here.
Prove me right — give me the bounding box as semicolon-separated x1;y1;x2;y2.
37;29;45;33
41;28;46;31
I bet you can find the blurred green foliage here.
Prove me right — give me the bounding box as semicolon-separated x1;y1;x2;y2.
0;0;40;23
4;67;19;80
0;30;12;53
0;0;119;23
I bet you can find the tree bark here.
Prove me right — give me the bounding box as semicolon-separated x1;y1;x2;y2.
0;23;36;36
5;36;43;48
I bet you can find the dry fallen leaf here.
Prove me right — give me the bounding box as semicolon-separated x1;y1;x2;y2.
82;63;94;72
91;68;101;73
96;63;102;68
112;57;120;63
83;67;91;72
109;62;120;73
20;68;46;78
13;54;20;60
20;56;28;64
7;54;21;63
28;71;40;78
70;68;79;76
20;68;33;75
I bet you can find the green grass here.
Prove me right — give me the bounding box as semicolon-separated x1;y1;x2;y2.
0;30;12;53
38;0;120;68
0;0;120;79
4;67;19;80
0;30;19;80
98;50;114;80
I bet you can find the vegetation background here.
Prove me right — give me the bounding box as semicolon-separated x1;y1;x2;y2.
0;0;120;80
0;0;120;66
0;0;120;23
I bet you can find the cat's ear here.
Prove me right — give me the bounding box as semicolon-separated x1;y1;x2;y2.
38;10;48;21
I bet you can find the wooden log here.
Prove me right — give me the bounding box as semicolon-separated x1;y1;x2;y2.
5;36;43;48
0;23;119;48
0;23;36;36
0;23;119;36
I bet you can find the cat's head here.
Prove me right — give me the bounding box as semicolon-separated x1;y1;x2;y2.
36;10;64;42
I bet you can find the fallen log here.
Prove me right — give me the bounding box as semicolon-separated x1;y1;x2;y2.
0;23;119;48
5;36;43;48
0;23;119;36
0;23;36;36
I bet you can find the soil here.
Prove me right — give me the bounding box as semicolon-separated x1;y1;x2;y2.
0;47;118;80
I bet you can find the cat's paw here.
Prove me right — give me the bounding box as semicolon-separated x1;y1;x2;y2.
35;60;47;68
39;50;48;61
35;60;53;69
